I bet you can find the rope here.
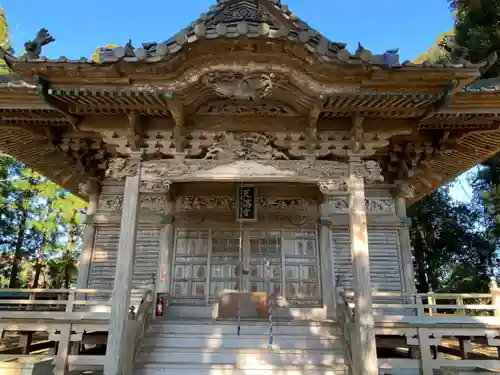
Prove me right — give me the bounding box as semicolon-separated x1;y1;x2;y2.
236;182;244;336
266;259;274;347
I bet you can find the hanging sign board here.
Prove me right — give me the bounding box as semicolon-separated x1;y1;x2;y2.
236;185;257;222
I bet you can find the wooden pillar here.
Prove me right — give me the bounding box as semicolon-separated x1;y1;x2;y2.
104;156;141;375
392;181;416;296
53;325;71;375
19;332;32;354
459;338;473;359
76;178;100;290
156;195;174;294
491;277;500;318
347;156;378;375
318;184;341;318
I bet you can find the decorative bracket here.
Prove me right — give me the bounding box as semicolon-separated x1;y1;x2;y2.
391;180;415;199
78;177;101;196
105;153;143;180
318;159;384;195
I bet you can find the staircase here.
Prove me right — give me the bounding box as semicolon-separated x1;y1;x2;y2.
133;316;348;375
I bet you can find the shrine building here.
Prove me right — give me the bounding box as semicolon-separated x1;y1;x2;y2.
0;1;500;375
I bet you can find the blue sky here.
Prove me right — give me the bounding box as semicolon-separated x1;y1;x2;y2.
1;0;454;61
0;0;469;201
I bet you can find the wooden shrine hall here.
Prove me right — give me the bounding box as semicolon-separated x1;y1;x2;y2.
0;1;499;375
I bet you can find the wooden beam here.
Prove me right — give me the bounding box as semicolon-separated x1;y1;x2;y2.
438;107;500;115
127;111;144;151
420;79;461;123
167;100;185;154
349;116;364;153
34;76;83;129
306;102;322;156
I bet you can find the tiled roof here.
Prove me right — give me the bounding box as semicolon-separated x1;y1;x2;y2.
0;0;495;71
461;77;500;92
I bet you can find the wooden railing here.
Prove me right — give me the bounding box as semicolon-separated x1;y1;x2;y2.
0;288;113;313
335;286;355;375
0;288;114;374
341;279;500;318
336;279;500;375
122;289;155;375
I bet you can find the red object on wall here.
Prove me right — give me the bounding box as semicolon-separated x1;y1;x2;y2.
156;294;165;316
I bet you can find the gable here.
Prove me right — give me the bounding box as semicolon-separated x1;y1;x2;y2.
204;0;280;28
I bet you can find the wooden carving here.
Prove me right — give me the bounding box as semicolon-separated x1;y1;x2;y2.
204;132;289;161
202;72;277;100
196;100;297;116
105;157;140;180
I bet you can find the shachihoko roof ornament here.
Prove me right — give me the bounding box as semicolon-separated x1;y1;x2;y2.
21;29;55;60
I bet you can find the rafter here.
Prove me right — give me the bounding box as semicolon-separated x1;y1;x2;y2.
34;76;83;129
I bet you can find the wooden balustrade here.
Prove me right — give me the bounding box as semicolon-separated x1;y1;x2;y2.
122;289;155;375
341;289;499;318
336;281;500;375
0;288;157;375
0;288;113;313
335;286;356;375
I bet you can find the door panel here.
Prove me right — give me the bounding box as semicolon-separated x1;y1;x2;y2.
282;230;321;306
208;230;242;301
170;229;209;305
171;228;321;307
248;230;282;295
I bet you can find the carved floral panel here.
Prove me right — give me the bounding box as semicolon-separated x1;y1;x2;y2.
326;197;395;214
176;195;317;211
98;194;167;212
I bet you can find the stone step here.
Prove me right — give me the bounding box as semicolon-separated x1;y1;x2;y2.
136;347;346;366
149;320;340;337
164;306;330;321
142;333;343;350
134;363;348;375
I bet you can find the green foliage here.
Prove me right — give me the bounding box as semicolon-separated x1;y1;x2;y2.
413;30;454;64
0;9;11;74
0;154;86;289
449;0;500;77
90;44;119;63
408;184;498;294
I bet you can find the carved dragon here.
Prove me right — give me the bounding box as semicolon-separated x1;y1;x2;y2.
204;132;289;161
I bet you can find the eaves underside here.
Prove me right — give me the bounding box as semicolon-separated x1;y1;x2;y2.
0;81;498;205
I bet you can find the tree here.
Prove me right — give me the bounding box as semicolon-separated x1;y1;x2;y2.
0;9;12;74
413;30;454;64
449;0;500;76
408;185;497;293
90;44;119;63
0;154;87;289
